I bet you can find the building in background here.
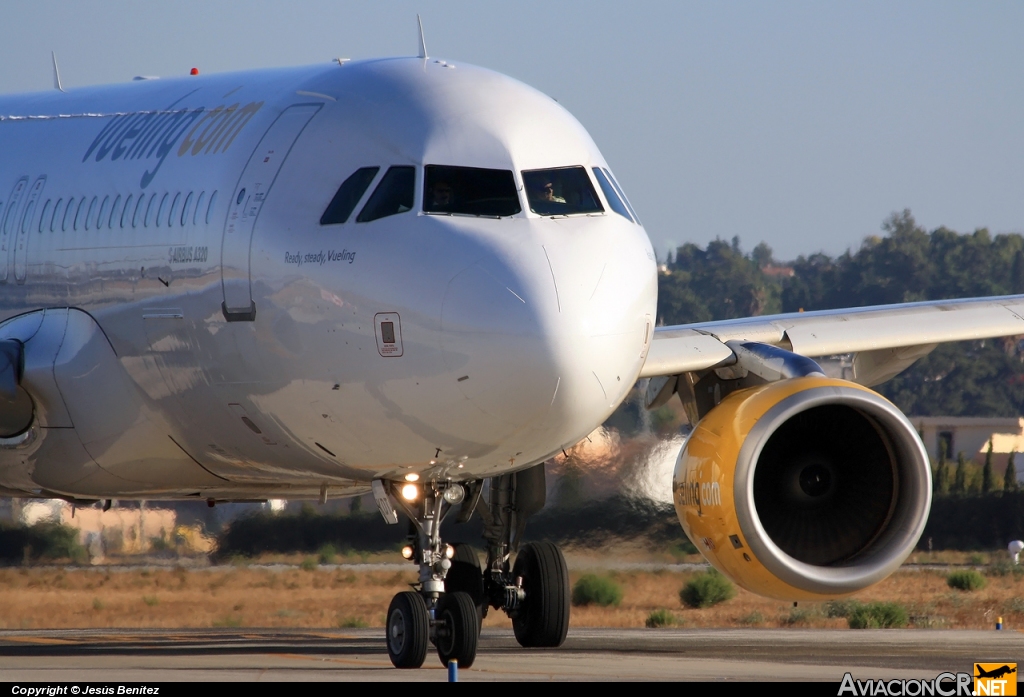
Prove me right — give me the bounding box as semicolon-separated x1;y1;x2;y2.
913;416;1024;476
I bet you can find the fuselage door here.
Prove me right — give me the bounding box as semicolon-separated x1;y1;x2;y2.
0;176;29;284
14;176;46;283
221;103;321;321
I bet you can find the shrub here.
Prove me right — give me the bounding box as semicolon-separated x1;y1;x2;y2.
571;574;623;607
785;606;815;625
645;609;678;628
947;569;987;591
299;557;317;572
986;559;1024;578
680;569;735;608
739;611;764;625
825;600;860;618
0;523;88;563
338;616;368;628
1004;597;1024;614
142;596;159;607
848;602;908;629
317;543;338;565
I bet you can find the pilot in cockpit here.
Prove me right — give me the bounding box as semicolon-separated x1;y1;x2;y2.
430;180;454;208
535;179;566;204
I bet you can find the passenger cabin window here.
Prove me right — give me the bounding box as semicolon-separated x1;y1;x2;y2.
63;198;75;231
121;195;134;228
181;192;193;227
522;166;603;216
38;200;52;233
193;192;206;226
109;195;122;229
357;166;415;223
423;165;521;217
206;191;218;225
592;167;633;223
321;167;379;225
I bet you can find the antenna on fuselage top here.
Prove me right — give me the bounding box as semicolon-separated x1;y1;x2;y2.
416;15;428;59
51;52;66;93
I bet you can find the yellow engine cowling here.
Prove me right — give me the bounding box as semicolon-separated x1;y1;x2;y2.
673;376;931;600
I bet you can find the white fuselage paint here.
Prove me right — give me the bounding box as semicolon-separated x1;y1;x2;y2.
0;58;657;501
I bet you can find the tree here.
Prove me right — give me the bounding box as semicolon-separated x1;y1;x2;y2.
752;242;774;267
1006;451;1020;494
982;440;994;494
953;452;968;496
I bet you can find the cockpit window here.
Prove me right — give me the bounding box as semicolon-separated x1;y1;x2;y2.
357;166;415;223
423;165;521;217
592;167;633;223
321;167;379;225
604;168;640;224
522;166;603;216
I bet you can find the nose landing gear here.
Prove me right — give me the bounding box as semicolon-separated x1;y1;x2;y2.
374;464;569;670
377;480;481;669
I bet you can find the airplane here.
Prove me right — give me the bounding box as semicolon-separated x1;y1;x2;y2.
975;666;1017;680
2;39;1024;671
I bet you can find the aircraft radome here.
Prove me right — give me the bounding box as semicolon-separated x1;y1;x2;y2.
2;40;1023;669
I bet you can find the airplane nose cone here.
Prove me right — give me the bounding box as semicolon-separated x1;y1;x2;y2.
440;251;560;439
440;229;655;453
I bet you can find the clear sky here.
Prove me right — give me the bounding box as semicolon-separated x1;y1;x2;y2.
2;1;1022;261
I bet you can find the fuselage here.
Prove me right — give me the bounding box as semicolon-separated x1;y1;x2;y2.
0;57;657;500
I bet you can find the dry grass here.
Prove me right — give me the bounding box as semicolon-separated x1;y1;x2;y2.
0;564;1021;631
0;566;415;630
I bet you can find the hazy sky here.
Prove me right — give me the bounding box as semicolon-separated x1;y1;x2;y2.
2;1;1022;261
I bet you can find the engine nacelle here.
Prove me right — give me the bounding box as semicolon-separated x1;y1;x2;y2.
673;376;931;600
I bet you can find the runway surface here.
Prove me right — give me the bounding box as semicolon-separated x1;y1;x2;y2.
0;628;1020;681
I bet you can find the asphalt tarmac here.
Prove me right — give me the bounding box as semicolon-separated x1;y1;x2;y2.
0;628;1020;681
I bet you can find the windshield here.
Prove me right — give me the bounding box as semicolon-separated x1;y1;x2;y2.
423;165;521;217
522;166;603;216
357;166;415;223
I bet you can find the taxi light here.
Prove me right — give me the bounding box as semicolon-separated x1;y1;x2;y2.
401;483;419;501
401;545;414;560
445;544;455;559
404;472;419;482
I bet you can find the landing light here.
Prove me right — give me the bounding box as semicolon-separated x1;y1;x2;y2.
445;544;455;559
400;483;419;501
404;472;420;482
401;545;414;560
442;484;465;504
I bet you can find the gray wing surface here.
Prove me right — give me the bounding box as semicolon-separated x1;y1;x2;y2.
641;294;1024;384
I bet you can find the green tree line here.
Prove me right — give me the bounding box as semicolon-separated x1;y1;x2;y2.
658;210;1024;418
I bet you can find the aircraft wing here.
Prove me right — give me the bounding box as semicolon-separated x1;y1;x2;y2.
640;294;1024;382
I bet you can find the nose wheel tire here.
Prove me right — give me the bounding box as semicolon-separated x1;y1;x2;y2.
435;591;480;668
386;591;429;668
511;541;570;648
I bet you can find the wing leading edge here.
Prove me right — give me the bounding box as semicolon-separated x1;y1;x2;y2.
640;294;1024;380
